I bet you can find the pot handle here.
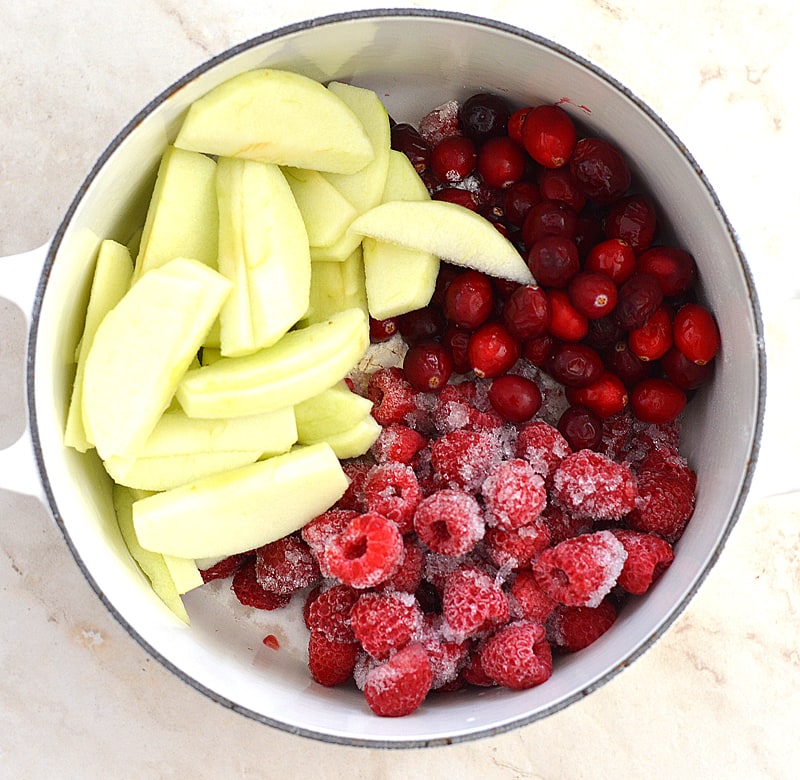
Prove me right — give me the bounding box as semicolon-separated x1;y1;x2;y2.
0;243;50;500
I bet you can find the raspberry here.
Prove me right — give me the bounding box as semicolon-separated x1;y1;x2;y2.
461;645;497;687
509;568;559;623
307;632;359;687
639;445;697;491
363;643;434;717
442;565;509;641
599;410;634;462
370;423;427;465
611;529;675;594
231;560;292;611
377;536;425;594
418;614;469;689
199;552;251;583
540;503;592;545
255;535;320;595
546;599;617;652
532;530;628;607
367;366;417;425
349;591;423;660
363;462;422;535
413;488;485;556
480;458;547;531
551;449;639;520
627;470;695;542
324;512;404;589
419;100;461;147
479;621;552;690
484;520;551;570
335;459;372;512
301;508;357;575
514;420;572;483
430;428;502;492
305;584;359;642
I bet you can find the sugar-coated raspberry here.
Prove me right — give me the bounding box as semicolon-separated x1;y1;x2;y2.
370;423;427;465
509;568;559;623
481;458;547;531
301;508;357;575
639;445;697;491
546;599;617;652
460;644;497;687
350;591;424;660
551;449;638;520
599;410;634;462
430;428;503;492
231;560;292;611
335;459;373;512
515;420;572;483
307;632;359;687
532;530;628;608
367;366;418;425
199;552;251;583
255;535;320;596
364;462;422;535
418;614;469;689
419;100;461;147
479;621;552;690
413;488;486;556
611;529;675;594
627;470;695;542
442;566;509;641
540;503;592;545
377;536;425;594
484;520;551;570
363;643;434;717
305;583;359;642
325;512;404;589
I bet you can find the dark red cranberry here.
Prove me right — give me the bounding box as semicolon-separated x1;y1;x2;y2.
630;378;687;424
507;107;531;145
605;194;658;252
433;187;479;210
467;321;521;378
572;213;606;260
369;316;399;343
521;104;577;168
459;93;511;143
477;136;526;189
568;272;618;319
523;334;555;366
527;236;580;288
584;238;637;285
614;273;664;331
546;342;604;388
442;324;472;374
492;277;520;300
661;346;713;390
566;370;629;418
537;167;587;212
584;315;624;351
391;123;430;174
443;269;495;329
557;405;603;450
503;181;541;227
547;289;589;342
487;374;543;423
522;199;578;245
628;304;673;362
605;341;652;387
672;303;720;365
432;263;462;307
403;341;453;393
637;246;697;298
430;135;477;183
570;137;631;204
477;187;506;223
501;284;551;340
397;306;446;344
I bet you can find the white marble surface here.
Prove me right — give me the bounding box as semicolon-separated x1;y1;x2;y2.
2;1;799;777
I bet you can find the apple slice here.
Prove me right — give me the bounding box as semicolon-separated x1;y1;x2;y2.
174;69;374;174
308;416;382;459
215;157;311;356
304;248;368;325
176;307;369;419
132;442;349;559
351;199;536;284
163;555;204;595
295;380;374;442
382;149;431;202
65;239;133;452
82;257;232;460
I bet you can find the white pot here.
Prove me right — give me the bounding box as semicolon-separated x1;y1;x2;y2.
0;10;771;747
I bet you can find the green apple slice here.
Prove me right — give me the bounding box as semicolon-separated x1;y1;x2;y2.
351;199;536;284
65;239;134;452
309;229;363;263
176;307;369;419
163;555;204;595
295;380;374;442
134;146;219;280
174;69;374;174
82;257;232;460
307;416;382;460
304;248;368;325
382;149;430;202
132;442;349;559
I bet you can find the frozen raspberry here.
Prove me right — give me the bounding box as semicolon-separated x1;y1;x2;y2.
610;529;675;594
627;470;695;542
639;445;697;491
419;100;462;147
363;643;434;717
199;552;251;583
301;508;357;575
370;423;427;464
599;410;634;462
546;599;617;652
377;536;425;594
532;530;628;607
307;632;359;687
335;459;373;512
551;449;638;520
430;428;502;492
515;420;572;483
231;560;292;611
302;585;321;629
413;488;486;556
509;569;559;623
481;458;547;531
255;535;320;596
540;503;592;545
418;614;469;689
461;645;497;687
479;621;552;690
350;591;424;660
442;566;509;641
363;462;422;535
305;583;359;642
325;512;404;589
484;520;551;570
367;366;417;425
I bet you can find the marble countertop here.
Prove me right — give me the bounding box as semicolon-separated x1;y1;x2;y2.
2;1;798;777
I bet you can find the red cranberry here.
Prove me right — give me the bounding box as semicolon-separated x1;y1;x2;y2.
527;236;580;288
630;378;687;424
537;167;587;211
568;272;619;319
467;321;521;378
459;93;511;143
488;374;543;423
430;135;477;183
628;304;673;362
503;181;541;227
672;303;720;365
398;306;446;344
391;123;430;174
605;341;652;387
477;136;526;189
573;213;606;260
661;346;713;390
432;263;462;306
547;289;589;342
443;269;495;329
492;277;520;300
637;246;697;297
442;324;472;374
614;273;664;331
523;334;555;366
370;316;399;343
584;315;624;351
522;199;578;245
507;107;531;145
501;284;551;340
546;342;604;388
570;137;631;204
521;104;577;168
433;187;478;211
566;370;629;418
584;238;637;285
605;194;658;252
557;405;603;450
403;341;453;392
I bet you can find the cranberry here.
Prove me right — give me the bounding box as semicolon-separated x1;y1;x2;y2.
566;370;629;418
568;272;618;319
547;289;589;342
661;346;713;390
403;341;454;393
507;107;531;145
605;194;658;252
443;270;495;329
391;122;430;174
442;324;472;374
467;321;521;378
488;374;543;423
546;342;604;388
614;273;664;331
370;316;399;342
630;378;687;424
432;263;462;306
501;284;551;340
557;405;603;450
604;341;652;387
477;136;526;189
503;181;541;227
522;199;578;245
430;135;477;183
398;305;446;344
433;187;479;210
584;315;624;351
572;213;607;260
492;276;520;300
459;93;511;143
570;137;631;204
637;246;697;297
521;104;577;168
527;235;580;288
628;304;673;362
523;334;555;366
672;303;720;365
584;238;637;285
537;167;587;212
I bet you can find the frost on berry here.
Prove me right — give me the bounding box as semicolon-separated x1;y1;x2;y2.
484;521;551;570
479;621;552;690
231;560;292;611
370;423;427;464
627;470;695;543
367;366;417;425
350;591;424;660
305;583;359;642
430;428;503;492
480;458;547;531
413;488;486;556
364;462;423;535
199;552;251;583
255;535;320;595
307;632;359;687
441;565;509;642
376;536;426;594
419;100;462;147
363;643;434;717
301;508;357;576
509;568;559;623
515;420;572;483
418;614;469;689
546;599;617;652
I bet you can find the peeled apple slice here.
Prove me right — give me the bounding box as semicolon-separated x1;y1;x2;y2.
132;442;349;559
351;199;536;284
294;380;374;442
308;416;382;459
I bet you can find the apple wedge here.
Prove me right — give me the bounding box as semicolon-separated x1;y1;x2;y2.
381;149;431;202
295;380;374;442
351;199;536;284
163;555;204;595
303;247;369;325
132;442;349;559
174;69;374;174
306;416;382;459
